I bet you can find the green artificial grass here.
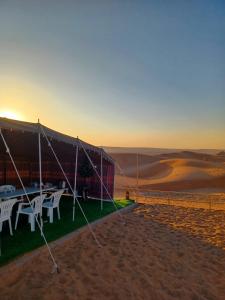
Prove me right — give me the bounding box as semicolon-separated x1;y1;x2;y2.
0;197;133;266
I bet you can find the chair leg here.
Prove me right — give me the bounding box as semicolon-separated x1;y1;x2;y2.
30;214;35;232
49;208;53;223
15;213;19;230
9;219;13;236
57;206;60;220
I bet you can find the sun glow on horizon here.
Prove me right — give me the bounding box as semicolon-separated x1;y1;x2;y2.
0;110;23;121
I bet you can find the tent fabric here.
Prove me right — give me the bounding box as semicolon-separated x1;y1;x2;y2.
0;117;114;163
0;118;114;199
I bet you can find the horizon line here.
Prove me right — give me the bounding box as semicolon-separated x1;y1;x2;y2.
102;146;225;151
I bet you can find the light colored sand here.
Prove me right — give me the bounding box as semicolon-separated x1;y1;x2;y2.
123;159;225;182
115;173;225;195
137;193;225;211
116;158;225;183
0;204;224;300
113;152;225;193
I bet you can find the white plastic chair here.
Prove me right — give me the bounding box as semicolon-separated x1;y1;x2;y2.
15;194;46;232
42;189;64;223
0;198;17;235
0;185;16;194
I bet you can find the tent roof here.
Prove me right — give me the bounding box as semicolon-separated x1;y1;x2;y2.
0;117;114;163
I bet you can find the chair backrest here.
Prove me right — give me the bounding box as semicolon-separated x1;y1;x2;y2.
31;194;46;214
0;185;16;194
51;189;64;208
0;199;17;221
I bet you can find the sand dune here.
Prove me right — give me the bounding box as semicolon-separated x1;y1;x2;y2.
143;175;225;192
121;159;225;181
0;204;224;300
123;161;172;179
112;151;225;193
149;159;225;182
104;147;223;156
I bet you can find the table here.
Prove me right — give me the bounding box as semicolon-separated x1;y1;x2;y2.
0;187;56;201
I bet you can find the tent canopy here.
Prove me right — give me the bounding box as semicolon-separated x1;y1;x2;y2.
0;117;113;163
0;117;114;198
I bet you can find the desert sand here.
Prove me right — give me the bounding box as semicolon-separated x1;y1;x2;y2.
112;151;225;196
0;204;224;300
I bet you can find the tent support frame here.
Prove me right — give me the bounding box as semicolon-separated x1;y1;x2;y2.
72;142;79;221
78;139;125;224
0;128;59;273
40;126;102;248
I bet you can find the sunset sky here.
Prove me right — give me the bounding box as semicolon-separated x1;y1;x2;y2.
0;1;224;149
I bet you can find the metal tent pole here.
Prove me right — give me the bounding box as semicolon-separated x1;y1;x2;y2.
100;149;103;211
0;127;59;272
38;119;43;229
73;141;79;221
78;139;125;223
40;126;102;247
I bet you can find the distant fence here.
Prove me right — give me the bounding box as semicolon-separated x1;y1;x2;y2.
115;188;225;210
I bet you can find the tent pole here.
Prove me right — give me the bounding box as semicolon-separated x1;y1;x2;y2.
73;140;79;221
100;149;103;211
0;128;59;271
38;119;43;229
136;152;139;192
78;139;125;223
40;126;102;247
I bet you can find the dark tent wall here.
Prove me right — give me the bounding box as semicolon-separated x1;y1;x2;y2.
0;121;114;199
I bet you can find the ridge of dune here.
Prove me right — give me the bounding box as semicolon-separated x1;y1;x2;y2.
112;151;225;193
142;174;225;192
122;161;172;180
117;158;225;181
152;159;225;183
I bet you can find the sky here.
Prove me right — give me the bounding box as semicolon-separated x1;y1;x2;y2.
0;0;224;149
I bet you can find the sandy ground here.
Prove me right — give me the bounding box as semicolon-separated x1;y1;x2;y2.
137;196;225;211
0;204;225;300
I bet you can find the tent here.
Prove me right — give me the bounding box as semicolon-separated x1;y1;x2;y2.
0;117;115;200
0;117;122;270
